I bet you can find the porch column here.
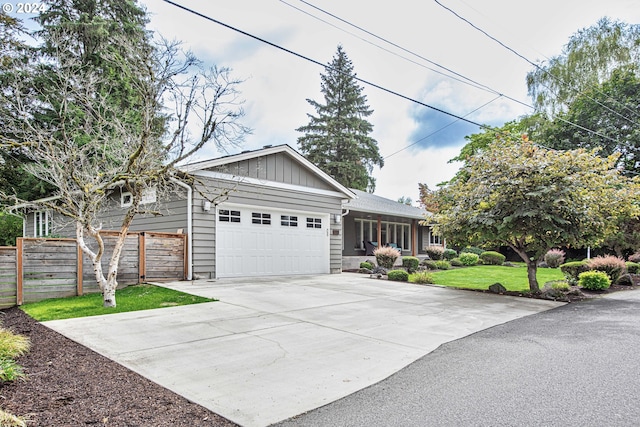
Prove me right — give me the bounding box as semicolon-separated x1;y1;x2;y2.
377;215;382;245
411;219;417;256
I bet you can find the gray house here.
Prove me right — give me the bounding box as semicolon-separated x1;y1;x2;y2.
22;144;442;278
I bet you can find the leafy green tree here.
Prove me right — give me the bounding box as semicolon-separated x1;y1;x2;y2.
435;141;637;292
527;17;640;115
541;68;640;176
297;45;383;191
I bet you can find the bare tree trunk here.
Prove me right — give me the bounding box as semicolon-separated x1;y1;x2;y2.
507;241;540;293
75;222;111;305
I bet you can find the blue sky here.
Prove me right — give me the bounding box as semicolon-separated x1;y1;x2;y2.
7;0;640;203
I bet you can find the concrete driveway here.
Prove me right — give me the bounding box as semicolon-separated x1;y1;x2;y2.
44;273;563;427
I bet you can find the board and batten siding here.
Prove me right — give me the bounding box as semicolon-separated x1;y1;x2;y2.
191;176;344;279
211;152;335;191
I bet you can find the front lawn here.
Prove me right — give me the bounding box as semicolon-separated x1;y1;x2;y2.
415;264;565;292
21;284;213;321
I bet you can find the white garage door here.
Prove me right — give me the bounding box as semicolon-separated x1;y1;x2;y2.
216;205;330;278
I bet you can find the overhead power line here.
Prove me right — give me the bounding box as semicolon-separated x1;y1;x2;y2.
433;0;640;125
161;0;488;131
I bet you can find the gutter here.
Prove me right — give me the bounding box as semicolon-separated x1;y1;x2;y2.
171;178;193;280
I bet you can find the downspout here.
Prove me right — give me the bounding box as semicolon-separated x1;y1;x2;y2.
171;178;193;280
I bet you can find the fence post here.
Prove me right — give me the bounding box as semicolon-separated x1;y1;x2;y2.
16;238;23;306
138;232;146;283
77;242;83;296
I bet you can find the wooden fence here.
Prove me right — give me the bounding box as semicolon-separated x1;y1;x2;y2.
0;231;186;309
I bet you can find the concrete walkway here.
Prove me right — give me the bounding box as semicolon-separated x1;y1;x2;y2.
43;274;563;427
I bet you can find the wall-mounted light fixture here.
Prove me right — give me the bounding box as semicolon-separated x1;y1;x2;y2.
202;200;211;212
332;213;341;224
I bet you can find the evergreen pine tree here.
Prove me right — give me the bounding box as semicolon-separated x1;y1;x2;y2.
297;45;383;192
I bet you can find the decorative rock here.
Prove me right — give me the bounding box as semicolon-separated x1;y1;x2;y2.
488;282;507;294
617;274;633;286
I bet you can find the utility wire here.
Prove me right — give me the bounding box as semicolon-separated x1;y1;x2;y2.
434;0;640;124
161;0;489;130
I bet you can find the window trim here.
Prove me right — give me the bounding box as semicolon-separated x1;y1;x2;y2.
219;209;241;223
355;218;411;251
281;215;298;227
34;210;51;237
251;212;272;225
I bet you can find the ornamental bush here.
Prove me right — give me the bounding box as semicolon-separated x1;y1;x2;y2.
450;257;463;267
402;256;420;273
461;246;484;256
588;255;626;284
578;270;611;290
435;260;451;270
480;251;505;265
560;261;590;285
360;261;374;270
459;252;479;266
626;261;640;274
412;271;434;284
425;246;445;260
421;260;438;270
544;249;566;268
387;269;409;282
374;246;400;269
443;248;457;260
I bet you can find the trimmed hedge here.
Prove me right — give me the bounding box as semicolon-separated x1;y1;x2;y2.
560;261;589;285
459;252;480;266
578;270;610;290
388;269;409;282
360;261;374;270
480;251;505;265
402;256;420;273
443;249;458;260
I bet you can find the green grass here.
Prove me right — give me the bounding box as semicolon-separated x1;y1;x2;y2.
21;284;214;321
411;264;565;292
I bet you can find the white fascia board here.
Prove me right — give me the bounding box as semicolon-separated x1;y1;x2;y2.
192;169;351;199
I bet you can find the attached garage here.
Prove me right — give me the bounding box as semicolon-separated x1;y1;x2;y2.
215;205;330;278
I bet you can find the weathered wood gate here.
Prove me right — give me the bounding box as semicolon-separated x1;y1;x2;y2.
0;231;186;308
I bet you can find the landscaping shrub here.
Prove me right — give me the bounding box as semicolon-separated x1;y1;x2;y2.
450;257;463;267
560;260;589;285
387;269;409;282
628;252;640;263
402;256;420;273
617;274;634;286
480;251;505;265
626;261;640;274
549;280;570;291
0;327;30;382
435;260;451;270
578;270;611;290
374;246;400;269
461;246;484;256
459;252;479;266
588;255;626;284
443;248;457;260
359;261;374;270
412;271;434;284
425;246;444;260
544;249;566;268
421;260;438;270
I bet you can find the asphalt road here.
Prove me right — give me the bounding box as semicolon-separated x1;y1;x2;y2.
273;290;640;427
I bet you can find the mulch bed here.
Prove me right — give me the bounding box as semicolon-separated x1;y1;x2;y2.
0;307;238;427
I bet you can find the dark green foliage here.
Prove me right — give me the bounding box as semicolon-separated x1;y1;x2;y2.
387;269;409;282
480;251;505;265
578;270;611;290
450;258;463;267
421;260;438;270
560;261;590;285
626;261;640;274
443;248;457;260
296;45;383;191
359;261;374;270
461;246;484;256
0;214;22;246
402;256;419;273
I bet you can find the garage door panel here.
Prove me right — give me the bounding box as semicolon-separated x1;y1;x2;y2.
216;206;330;278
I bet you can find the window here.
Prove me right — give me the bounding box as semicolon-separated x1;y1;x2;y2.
281;215;298;227
252;212;271;225
355;219;411;251
429;231;441;245
121;191;133;208
219;209;241;223
306;217;322;228
34;210;51;237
